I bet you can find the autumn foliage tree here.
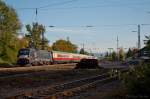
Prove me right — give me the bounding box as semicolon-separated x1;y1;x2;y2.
18;38;28;48
0;0;21;64
126;48;139;58
119;48;125;61
25;22;48;49
52;39;77;53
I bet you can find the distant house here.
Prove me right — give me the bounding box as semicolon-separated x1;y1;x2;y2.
137;47;150;60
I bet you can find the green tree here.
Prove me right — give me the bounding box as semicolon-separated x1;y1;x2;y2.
52;39;77;53
126;48;133;58
145;35;150;45
0;0;21;63
104;52;109;57
79;48;85;54
79;48;89;55
25;22;48;49
122;64;150;96
111;51;117;61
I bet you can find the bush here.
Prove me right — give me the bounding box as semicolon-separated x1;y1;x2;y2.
121;64;150;96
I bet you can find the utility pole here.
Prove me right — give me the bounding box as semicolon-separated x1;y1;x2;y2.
35;8;45;50
81;43;85;54
28;8;38;49
35;8;38;22
67;36;70;42
41;31;44;50
108;48;113;59
82;43;85;54
117;36;119;61
138;24;141;49
132;24;141;49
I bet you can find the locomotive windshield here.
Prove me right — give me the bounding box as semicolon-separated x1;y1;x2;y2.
18;49;29;55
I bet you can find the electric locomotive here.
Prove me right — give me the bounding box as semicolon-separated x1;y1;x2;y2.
17;48;53;65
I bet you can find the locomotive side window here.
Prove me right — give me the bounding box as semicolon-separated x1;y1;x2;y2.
18;49;29;55
30;50;36;58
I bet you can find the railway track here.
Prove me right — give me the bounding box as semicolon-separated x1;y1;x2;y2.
7;72;117;99
2;66;128;99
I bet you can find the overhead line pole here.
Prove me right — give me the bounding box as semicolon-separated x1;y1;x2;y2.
35;8;38;22
138;24;141;49
117;35;119;61
83;43;85;54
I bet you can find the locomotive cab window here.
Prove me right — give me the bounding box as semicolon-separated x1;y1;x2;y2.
18;49;29;55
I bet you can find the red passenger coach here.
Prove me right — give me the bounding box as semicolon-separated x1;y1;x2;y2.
52;51;96;64
52;51;73;63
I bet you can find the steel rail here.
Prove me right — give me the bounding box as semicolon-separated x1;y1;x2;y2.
6;68;128;99
6;73;111;99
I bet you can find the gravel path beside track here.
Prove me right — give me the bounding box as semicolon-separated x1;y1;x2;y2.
0;64;76;77
0;64;76;72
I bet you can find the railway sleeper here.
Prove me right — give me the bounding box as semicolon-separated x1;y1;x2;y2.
36;76;117;99
6;73;119;99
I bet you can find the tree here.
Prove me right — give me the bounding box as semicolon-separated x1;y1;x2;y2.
145;35;150;45
122;64;150;96
79;48;85;54
105;52;109;57
119;48;125;61
132;48;139;55
79;48;89;55
126;48;133;58
52;39;77;53
18;38;28;48
25;22;48;49
0;1;21;63
111;51;117;61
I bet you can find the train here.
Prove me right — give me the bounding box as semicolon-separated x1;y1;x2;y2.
17;48;97;66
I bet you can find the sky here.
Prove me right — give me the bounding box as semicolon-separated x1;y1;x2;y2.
3;0;150;53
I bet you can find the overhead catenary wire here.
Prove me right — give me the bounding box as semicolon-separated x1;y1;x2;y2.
16;0;78;10
42;3;150;10
38;0;78;9
15;1;150;11
15;0;78;23
6;22;150;30
13;0;150;22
